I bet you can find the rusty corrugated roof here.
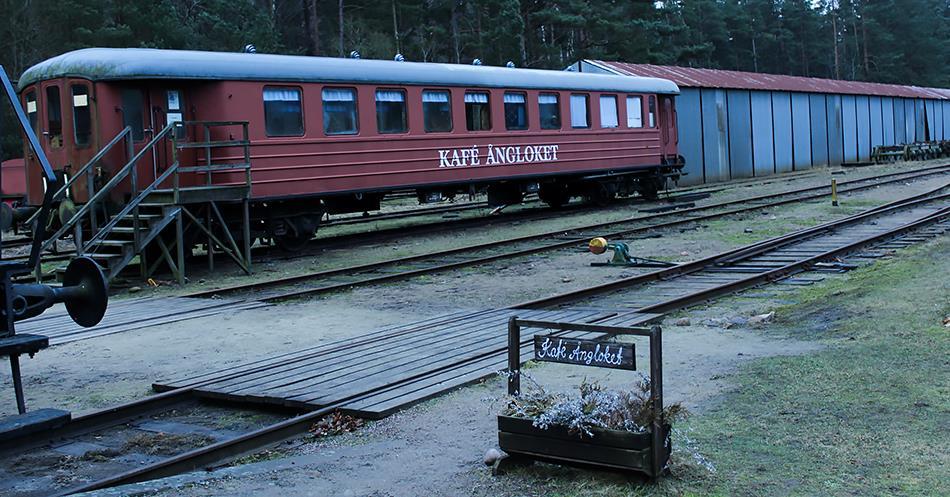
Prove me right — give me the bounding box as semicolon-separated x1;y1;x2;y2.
586;60;949;100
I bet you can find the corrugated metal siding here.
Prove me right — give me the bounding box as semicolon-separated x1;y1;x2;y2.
894;99;906;143
751;91;775;175
934;100;944;139
904;98;920;143
856;96;871;161
701;89;730;181
915;100;926;140
676;89;704;185
727;90;754;178
936;101;947;140
869;96;883;151
772;92;794;173
882;97;895;145
925;100;937;140
842;95;858;162
827;95;844;166
791;93;812;170
810;94;829;166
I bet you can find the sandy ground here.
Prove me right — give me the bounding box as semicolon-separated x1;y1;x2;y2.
0;160;946;495
118;159;946;298
92;325;820;497
5;165;946;418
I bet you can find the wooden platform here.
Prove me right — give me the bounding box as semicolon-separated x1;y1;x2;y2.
153;308;661;418
16;296;268;345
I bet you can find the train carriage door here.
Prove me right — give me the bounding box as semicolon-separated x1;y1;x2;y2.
67;81;98;202
39;81;68;183
118;87;154;188
147;87;187;179
658;95;677;156
22;87;46;205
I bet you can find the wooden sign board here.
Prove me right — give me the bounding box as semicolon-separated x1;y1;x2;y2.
533;335;635;370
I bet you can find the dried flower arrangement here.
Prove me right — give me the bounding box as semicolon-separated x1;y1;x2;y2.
501;376;685;437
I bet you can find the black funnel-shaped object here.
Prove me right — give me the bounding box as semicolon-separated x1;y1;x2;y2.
60;257;109;327
5;257;108;328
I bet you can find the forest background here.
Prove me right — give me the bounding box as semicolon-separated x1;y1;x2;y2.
0;0;947;158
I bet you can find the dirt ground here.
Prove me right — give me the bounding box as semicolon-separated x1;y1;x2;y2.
0;161;947;495
84;237;949;497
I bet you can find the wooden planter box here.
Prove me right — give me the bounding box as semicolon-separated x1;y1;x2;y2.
497;415;671;477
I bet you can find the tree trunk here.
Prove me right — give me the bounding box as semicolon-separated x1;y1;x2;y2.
861;11;869;78
302;0;321;56
451;1;461;63
338;0;345;57
832;9;840;79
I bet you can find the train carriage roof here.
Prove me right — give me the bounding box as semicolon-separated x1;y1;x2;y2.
19;48;679;95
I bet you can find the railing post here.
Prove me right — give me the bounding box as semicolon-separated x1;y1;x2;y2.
73;223;84;257
176;210;185;285
243;199;252;271
85;167;97;233
507;317;521;396
204;124;212;186
649;325;664;480
172;131;180;204
131;136;141;251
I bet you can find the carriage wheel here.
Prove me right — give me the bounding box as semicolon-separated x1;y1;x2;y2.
273;214;320;252
538;183;571;208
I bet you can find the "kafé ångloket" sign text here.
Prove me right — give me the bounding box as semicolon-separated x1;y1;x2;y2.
532;335;636;370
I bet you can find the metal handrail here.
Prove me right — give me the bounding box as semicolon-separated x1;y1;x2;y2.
40;123;176;253
172;121;252;194
25;127;133;227
83;159;180;251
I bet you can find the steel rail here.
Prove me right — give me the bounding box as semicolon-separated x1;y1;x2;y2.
187;164;950;301
38;183;950;496
280;165;825;235
320;167;791;227
632;205;950;315
512;184;950;309
0;311;490;454
259;164;940;260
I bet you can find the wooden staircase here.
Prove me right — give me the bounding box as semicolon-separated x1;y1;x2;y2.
78;200;182;282
36;120;253;285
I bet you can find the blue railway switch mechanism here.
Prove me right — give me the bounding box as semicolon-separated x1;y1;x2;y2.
588;237;675;268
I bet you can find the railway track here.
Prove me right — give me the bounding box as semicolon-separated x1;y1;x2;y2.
235;166;833;262
0;162;826;269
187;163;950;301
3;176;946;496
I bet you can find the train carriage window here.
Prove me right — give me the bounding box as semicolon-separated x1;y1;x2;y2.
626;96;643;128
375;89;408;134
422;90;452;132
599;95;619;128
121;89;145;141
72;85;91;148
504;92;528;130
570;94;589;129
323;88;358;135
538;93;560;129
45;86;63;148
263;87;304;137
25;91;37;132
648;95;656;128
464;91;491;131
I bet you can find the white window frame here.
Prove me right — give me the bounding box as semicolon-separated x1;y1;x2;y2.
599;95;619;128
570;94;589;129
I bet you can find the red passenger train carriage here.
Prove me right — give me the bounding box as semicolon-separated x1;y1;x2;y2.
17;48;682;248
